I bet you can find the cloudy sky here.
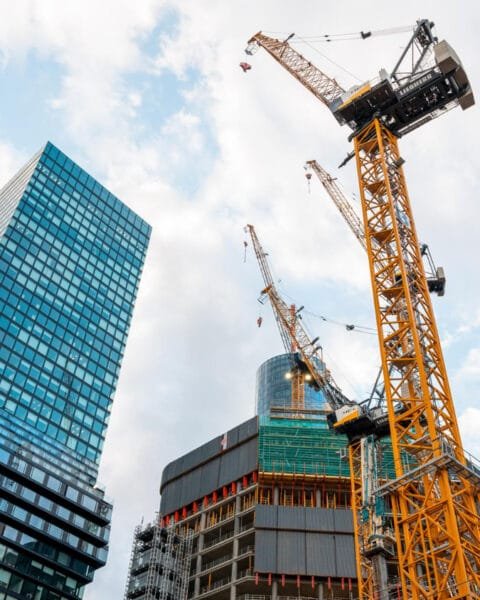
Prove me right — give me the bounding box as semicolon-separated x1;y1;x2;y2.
0;1;479;597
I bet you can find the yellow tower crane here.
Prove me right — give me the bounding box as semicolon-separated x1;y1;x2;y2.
245;19;479;600
305;158;449;595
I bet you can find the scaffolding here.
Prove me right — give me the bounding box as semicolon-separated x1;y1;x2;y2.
258;416;350;477
124;519;193;600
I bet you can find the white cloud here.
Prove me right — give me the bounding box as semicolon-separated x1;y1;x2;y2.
456;347;480;381
161;109;204;155
128;92;142;108
0;141;26;184
459;407;480;458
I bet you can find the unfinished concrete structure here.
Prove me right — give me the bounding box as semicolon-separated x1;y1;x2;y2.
150;354;358;599
161;415;357;599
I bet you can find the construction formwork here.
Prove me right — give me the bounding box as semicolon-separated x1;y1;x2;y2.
163;472;359;600
258;415;396;482
258;415;350;478
125;520;193;600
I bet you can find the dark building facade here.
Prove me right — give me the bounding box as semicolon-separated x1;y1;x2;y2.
0;142;150;599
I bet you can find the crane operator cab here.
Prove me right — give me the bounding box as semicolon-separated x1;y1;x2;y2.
329;19;474;136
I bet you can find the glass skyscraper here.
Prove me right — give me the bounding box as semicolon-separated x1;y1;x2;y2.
0;142;151;599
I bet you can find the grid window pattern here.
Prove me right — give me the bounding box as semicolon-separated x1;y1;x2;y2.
0;540;82;599
0;474;110;544
0;142;151;468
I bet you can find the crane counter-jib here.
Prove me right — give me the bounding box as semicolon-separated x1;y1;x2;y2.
247;23;474;137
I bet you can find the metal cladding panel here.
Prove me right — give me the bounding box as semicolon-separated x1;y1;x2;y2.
305;507;335;532
255;504;278;529
160;461;175;486
240;436;258;475
171;455;187;480
333;508;354;533
225;425;239;447
245;436;259;471
161;417;258;491
161;437;258;514
231;436;257;477
277;505;306;530
306;533;337;576
159;480;177;514
236;416;258;444
254;530;277;572
196;437;222;464
218;446;239;485
198;458;221;498
220;437;258;487
335;534;357;578
179;467;203;507
277;530;306;575
178;450;200;476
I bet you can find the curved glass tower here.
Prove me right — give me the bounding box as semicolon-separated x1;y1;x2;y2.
255;353;328;417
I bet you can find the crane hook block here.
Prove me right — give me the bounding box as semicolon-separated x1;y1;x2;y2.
240;62;252;73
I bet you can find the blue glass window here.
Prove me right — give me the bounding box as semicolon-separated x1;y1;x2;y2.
0;142;151;473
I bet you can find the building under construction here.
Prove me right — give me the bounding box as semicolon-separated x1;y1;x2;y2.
124;354;396;599
126;19;480;600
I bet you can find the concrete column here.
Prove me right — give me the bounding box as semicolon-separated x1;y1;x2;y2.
273;484;279;505
230;493;242;600
318;581;324;599
230;539;238;600
272;579;278;599
234;493;241;533
316;488;321;508
194;511;206;596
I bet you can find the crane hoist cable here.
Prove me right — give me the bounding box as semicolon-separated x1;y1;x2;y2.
303;309;376;334
293;36;362;82
264;25;413;42
277;287;377;334
244;234;376;334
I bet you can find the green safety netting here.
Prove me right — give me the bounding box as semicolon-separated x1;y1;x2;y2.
258;415;350;477
258;416;396;479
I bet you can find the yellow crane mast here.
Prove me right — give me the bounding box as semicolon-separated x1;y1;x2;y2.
245;19;479;600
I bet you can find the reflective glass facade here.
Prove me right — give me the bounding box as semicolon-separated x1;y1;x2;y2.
0;142;150;476
0;444;112;599
0;142;150;599
255;353;327;417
